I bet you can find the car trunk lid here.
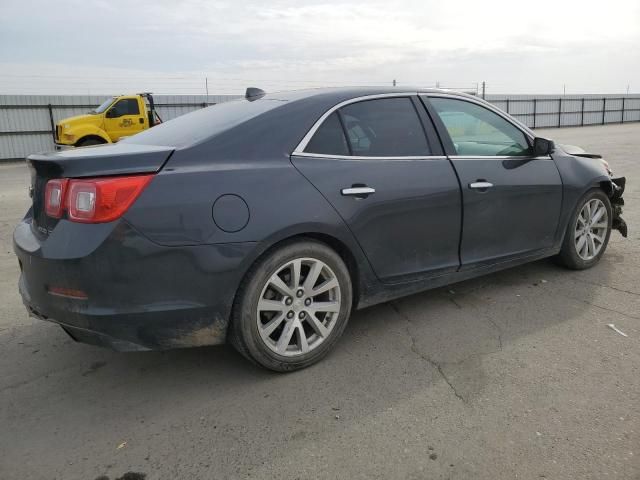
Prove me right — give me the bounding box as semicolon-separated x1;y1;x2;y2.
28;143;174;237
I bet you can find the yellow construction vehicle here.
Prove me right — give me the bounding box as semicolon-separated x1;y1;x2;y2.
55;93;162;147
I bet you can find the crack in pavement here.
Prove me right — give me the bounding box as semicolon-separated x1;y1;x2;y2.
538;285;640;321
0;365;78;393
482;315;504;351
570;278;640;297
451;293;504;352
448;297;463;309
388;301;467;404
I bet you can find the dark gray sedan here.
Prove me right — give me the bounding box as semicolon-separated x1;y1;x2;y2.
14;87;627;371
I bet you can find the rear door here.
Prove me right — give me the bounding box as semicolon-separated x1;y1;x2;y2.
423;95;563;269
291;95;462;283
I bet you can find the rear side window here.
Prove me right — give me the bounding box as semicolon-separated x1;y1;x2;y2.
340;98;431;156
304;112;349;156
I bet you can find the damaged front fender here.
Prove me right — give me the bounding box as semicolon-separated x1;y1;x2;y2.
606;176;627;238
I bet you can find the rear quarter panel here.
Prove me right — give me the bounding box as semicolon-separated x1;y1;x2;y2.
124;149;377;304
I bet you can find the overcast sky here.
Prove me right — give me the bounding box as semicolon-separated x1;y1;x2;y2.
1;0;639;95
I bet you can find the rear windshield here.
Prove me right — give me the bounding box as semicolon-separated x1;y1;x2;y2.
123;98;285;148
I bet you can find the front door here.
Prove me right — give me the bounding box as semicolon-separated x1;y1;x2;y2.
292;96;462;282
103;97;145;141
424;95;563;269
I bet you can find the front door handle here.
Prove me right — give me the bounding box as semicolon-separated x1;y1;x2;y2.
469;181;494;191
341;186;376;198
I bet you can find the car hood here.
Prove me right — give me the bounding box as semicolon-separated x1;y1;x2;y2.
558;144;602;159
57;114;103;129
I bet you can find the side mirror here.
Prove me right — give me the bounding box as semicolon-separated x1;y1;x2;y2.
533;137;555;156
106;109;119;118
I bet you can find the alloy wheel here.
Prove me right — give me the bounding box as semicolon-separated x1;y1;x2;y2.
256;257;341;357
574;198;608;261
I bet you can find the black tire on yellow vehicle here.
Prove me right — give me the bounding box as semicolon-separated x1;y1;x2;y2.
76;137;107;147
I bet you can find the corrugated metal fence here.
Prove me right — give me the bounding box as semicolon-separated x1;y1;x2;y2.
486;94;640;129
0;94;242;161
2;93;640;161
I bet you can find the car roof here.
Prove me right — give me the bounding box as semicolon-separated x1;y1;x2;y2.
263;86;478;103
127;86;485;160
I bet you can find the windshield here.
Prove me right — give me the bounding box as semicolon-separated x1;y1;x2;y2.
91;98;115;114
123;98;285;148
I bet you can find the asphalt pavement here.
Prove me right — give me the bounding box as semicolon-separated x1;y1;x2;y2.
0;124;638;480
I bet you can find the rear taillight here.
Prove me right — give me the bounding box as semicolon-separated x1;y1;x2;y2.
44;174;153;223
44;178;69;218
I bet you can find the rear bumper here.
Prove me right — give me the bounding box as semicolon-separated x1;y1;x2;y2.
21;295;226;352
24;300;153;352
14;218;255;351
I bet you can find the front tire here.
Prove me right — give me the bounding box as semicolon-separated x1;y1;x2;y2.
229;240;353;372
557;189;612;270
76;137;106;147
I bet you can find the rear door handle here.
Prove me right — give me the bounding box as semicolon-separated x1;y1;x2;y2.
341;186;376;198
469;181;494;190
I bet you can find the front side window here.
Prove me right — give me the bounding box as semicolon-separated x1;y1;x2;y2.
340;98;431;156
109;98;140;117
304;112;349;156
429;97;531;157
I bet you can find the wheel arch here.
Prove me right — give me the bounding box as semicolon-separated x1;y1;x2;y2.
297;232;361;308
557;183;613;247
74;134;110;147
236;231;363;313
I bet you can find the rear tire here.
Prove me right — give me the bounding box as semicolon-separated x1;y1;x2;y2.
556;189;612;270
76;137;106;147
229;240;353;372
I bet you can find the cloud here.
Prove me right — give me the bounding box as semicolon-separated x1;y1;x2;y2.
0;0;639;94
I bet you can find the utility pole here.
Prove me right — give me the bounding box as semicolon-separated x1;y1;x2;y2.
481;81;486;99
627;84;630;94
563;84;566;96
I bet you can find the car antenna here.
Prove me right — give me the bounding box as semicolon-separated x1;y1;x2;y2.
245;87;266;101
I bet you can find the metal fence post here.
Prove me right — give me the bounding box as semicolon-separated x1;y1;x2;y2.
505;98;510;114
558;98;562;127
47;104;55;142
621;97;625;123
532;98;537;128
602;97;606;125
581;98;585;126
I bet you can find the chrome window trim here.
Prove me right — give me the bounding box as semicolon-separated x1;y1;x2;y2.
422;92;536;142
449;155;552;160
292;92;421;156
293;91;543;159
293;151;448;161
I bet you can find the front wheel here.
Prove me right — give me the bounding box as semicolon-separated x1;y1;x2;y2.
76;137;106;147
229;240;353;372
556;189;612;270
